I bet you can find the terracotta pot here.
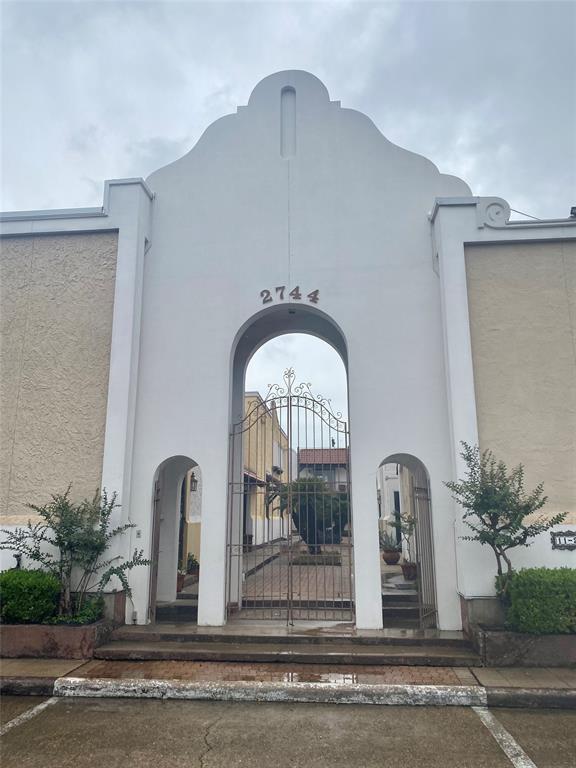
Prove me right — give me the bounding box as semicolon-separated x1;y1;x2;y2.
177;573;185;592
382;550;401;565
401;562;417;581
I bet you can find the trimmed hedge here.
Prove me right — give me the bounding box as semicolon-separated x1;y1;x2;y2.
506;567;576;634
0;568;60;624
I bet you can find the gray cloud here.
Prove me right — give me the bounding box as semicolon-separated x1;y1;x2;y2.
2;1;573;217
1;1;573;401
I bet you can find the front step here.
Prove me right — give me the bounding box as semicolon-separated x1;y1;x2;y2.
96;625;481;667
156;600;198;623
94;639;481;666
381;592;423;628
111;625;471;648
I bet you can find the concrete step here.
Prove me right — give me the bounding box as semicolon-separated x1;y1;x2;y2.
111;625;471;649
94;639;481;666
381;592;419;604
382;605;420;619
156;601;198;623
381;617;421;629
240;600;353;609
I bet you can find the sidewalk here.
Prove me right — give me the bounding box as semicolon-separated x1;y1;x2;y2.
1;658;574;709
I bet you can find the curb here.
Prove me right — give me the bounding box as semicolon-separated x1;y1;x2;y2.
55;677;488;706
4;676;574;708
1;677;56;697
486;687;576;710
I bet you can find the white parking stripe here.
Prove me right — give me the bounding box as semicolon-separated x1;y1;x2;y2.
0;697;59;737
472;706;538;768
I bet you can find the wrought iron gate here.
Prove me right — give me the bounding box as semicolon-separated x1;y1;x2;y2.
412;481;438;629
226;369;354;623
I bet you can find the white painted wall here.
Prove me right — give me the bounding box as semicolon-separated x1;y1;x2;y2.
377;464;400;524
188;468;202;523
127;71;471;629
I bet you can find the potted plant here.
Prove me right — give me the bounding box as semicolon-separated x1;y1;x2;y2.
392;510;417;580
176;569;186;592
186;553;200;577
379;531;401;565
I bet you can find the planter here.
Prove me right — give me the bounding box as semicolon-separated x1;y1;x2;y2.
177;573;186;592
0;620;113;659
187;566;200;581
100;590;127;625
401;562;417;581
382;550;401;566
460;595;505;637
470;625;576;667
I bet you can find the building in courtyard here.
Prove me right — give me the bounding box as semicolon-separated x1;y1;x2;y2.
1;70;574;631
298;448;349;491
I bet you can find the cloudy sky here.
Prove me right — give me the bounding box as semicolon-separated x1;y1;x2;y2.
2;0;574;411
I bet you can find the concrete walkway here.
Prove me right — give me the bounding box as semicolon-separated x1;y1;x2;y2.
1;658;574;709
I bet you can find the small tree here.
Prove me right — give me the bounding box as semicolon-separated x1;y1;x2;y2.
0;486;149;618
280;477;349;555
445;443;567;596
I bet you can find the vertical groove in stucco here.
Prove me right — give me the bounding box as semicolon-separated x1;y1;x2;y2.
465;240;576;524
0;232;118;523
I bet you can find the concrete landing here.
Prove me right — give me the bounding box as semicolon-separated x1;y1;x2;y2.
93;639;482;666
2;658;575;709
111;623;469;645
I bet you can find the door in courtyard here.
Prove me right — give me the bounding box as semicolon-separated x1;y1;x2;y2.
226;368;354;623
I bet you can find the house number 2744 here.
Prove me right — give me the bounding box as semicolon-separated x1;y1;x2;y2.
260;286;320;305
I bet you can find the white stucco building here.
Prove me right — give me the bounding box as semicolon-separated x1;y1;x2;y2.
1;70;574;631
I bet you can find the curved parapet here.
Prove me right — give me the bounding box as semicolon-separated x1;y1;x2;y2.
146;69;472;202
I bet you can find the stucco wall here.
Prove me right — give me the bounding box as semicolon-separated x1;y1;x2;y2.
466;240;576;524
0;232;118;524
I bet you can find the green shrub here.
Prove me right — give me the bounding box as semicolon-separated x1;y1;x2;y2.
506;568;576;634
0;487;149;620
0;569;60;624
48;597;104;626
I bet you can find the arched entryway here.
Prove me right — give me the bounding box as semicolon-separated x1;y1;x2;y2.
148;455;202;623
227;305;353;624
377;453;437;628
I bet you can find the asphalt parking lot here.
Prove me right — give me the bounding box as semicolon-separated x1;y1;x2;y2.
1;696;575;768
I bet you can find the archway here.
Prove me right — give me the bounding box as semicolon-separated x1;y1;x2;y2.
148;455;202;623
227;305;352;624
377;453;437;628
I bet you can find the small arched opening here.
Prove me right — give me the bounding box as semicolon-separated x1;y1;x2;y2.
148;455;202;623
377;453;437;629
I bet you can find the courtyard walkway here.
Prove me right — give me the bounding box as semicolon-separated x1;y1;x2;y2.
239;545;353;621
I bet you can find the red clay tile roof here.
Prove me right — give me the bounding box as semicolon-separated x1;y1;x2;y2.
298;448;349;466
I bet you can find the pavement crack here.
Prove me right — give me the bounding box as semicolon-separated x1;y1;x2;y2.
198;714;223;768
